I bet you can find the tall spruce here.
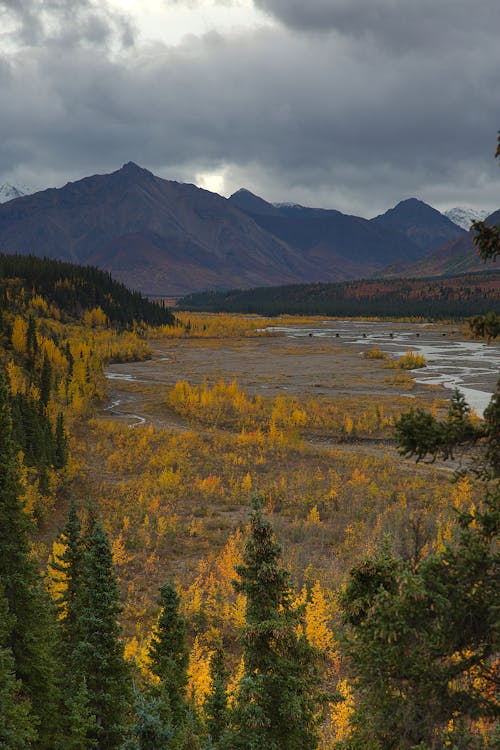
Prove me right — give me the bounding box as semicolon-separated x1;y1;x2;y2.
148;581;189;727
50;501;97;748
339;491;499;750
0;368;61;748
75;520;130;749
0;586;37;749
226;499;321;750
204;642;229;746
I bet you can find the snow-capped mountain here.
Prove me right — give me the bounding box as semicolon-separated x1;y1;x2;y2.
443;207;489;230
0;183;38;203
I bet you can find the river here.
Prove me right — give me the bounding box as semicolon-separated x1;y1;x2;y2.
268;320;500;417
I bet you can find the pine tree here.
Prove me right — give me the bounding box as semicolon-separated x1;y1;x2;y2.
0;587;37;749
226;499;321;750
75;521;131;749
148;581;189;726
122;688;174;750
204;642;229;745
0;368;61;748
339;377;500;749
339;494;499;750
50;501;98;748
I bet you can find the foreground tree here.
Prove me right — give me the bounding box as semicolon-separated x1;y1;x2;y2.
0;369;61;748
395;379;500;477
75;521;131;749
339;497;499;750
50;501;97;748
225;499;322;750
204;642;229;746
148;581;190;727
0;587;37;749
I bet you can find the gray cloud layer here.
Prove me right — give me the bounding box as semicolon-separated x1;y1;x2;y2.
1;0;499;215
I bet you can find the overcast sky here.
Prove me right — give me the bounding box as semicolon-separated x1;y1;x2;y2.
1;0;499;216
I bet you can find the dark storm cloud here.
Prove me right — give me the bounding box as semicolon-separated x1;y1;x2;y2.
253;0;499;48
0;0;499;214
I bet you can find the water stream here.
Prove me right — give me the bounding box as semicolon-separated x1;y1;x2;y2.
269;320;500;417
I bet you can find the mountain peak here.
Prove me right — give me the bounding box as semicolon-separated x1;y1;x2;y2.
119;161;152;176
372;197;466;253
228;188;282;216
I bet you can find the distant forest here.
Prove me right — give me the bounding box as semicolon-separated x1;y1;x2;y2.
0;253;174;327
179;272;500;319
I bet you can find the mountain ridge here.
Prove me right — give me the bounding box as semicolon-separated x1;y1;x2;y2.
0;165;496;294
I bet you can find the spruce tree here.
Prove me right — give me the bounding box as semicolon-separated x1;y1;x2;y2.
226;499;321;750
148;581;189;727
53;499;85;651
75;521;131;749
0;587;37;749
50;501;98;748
0;368;61;748
204;642;229;746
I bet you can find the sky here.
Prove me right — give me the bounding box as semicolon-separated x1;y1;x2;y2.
1;0;499;217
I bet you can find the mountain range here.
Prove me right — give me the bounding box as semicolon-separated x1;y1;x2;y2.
0;166;496;294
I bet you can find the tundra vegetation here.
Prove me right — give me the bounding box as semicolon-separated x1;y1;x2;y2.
0;224;498;750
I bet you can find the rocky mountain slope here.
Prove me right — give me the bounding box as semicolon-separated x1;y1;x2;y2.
0;164;326;295
372;198;466;253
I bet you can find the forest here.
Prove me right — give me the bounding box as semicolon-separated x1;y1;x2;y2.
179;271;500;322
0;229;499;750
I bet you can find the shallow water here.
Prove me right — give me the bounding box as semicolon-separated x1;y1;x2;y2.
269;321;500;417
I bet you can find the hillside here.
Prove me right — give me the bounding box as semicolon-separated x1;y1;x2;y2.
0;253;174;327
0;164;323;295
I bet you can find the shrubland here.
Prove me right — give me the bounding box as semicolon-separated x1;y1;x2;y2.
0;250;498;748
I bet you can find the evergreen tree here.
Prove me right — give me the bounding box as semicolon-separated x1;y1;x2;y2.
204;642;229;745
53;499;85;648
50;501;98;748
339;492;499;750
0;587;37;749
148;581;189;727
122;688;174;750
75;521;131;749
226;499;321;750
0;368;61;748
339;378;500;749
